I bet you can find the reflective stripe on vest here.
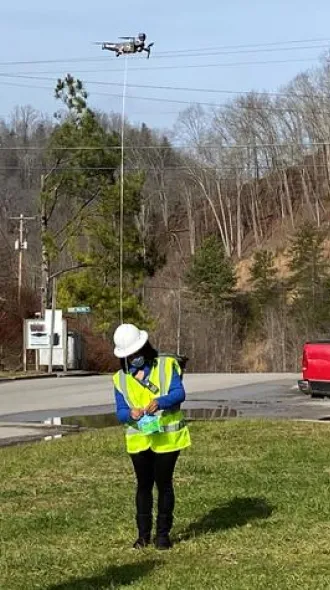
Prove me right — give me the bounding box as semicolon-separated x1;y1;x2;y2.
126;419;186;436
159;356;166;393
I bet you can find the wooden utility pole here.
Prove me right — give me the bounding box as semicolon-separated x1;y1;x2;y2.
48;276;57;374
40;174;50;317
177;278;182;355
9;213;36;304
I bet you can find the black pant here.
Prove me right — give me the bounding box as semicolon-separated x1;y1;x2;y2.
130;449;180;538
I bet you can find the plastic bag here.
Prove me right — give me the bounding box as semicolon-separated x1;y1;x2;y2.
136;414;163;434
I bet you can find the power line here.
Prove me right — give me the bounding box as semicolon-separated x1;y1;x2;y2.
94;56;327;73
155;37;330;54
3;74;330;114
0;36;328;67
0;163;329;172
140;43;330;60
0;56;325;77
1;42;329;75
1;141;330;150
3;73;330;101
93;89;330;113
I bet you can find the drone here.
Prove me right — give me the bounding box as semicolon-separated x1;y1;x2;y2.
94;33;154;59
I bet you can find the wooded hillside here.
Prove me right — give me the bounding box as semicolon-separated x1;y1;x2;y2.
3;57;330;372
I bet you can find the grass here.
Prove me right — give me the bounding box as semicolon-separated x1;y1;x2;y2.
1;420;330;589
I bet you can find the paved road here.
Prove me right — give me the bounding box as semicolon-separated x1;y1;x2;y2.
2;372;330;446
0;373;300;420
2;371;330;423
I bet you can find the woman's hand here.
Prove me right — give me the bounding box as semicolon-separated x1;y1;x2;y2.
144;400;159;415
130;408;144;420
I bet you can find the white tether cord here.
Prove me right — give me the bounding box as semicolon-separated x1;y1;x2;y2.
119;55;128;325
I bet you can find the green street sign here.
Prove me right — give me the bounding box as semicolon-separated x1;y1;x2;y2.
67;306;91;314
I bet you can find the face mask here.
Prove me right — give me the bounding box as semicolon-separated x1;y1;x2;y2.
130;355;145;369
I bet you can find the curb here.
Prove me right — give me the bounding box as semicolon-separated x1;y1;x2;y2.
0;371;101;383
56;371;100;378
0;421;81;431
0;374;57;383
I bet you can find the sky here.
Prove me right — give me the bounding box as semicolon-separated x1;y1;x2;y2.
0;0;330;133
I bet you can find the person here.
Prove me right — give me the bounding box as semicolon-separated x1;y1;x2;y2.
112;323;191;550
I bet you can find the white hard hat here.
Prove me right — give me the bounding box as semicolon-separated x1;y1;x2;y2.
113;323;148;358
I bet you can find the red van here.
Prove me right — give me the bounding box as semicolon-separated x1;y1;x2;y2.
298;341;330;398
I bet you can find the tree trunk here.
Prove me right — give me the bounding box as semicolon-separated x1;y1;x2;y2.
236;178;242;259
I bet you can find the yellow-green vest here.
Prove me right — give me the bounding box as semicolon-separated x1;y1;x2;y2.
113;356;191;454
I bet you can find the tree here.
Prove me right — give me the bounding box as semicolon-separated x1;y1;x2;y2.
287;222;330;336
185;235;236;309
248;249;284;371
41;75;155;332
249;249;279;306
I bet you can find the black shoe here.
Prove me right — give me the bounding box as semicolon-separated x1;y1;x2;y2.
155;513;173;550
135;513;152;548
133;537;151;549
154;535;172;550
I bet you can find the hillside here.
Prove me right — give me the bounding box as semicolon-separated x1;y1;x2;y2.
2;57;330;372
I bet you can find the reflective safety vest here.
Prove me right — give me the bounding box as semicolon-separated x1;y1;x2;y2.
113;356;191;454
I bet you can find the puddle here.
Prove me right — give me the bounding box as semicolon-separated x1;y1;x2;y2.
0;406;238;449
62;413;120;428
184;407;237;419
60;407;238;428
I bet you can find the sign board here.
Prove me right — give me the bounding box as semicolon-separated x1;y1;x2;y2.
25;310;64;351
67;306;91;314
26;320;49;349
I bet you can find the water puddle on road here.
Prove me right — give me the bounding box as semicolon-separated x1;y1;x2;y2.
0;406;238;449
60;407;238;429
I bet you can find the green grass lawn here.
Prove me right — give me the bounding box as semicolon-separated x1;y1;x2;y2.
1;420;330;589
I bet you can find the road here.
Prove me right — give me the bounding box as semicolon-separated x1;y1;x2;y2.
1;372;330;425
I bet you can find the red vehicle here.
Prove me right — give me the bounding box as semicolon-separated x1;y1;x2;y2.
298;341;330;398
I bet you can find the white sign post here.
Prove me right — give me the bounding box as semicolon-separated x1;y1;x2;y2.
24;312;67;372
25;320;50;349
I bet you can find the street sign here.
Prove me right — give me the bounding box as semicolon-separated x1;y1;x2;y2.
26;320;49;349
67;306;91;314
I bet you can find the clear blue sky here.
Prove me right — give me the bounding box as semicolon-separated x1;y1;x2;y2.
0;0;329;132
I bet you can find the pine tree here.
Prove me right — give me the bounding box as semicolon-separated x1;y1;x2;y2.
42;75;159;332
249;249;279;306
185;235;236;309
287;222;330;336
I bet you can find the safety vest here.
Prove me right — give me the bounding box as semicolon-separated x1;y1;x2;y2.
113;356;191;454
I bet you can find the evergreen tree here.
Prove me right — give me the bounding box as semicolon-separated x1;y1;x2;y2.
287;222;330;335
185;235;236;309
42;75;158;332
249;249;279;306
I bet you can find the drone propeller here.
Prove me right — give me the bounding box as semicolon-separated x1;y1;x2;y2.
119;36;135;40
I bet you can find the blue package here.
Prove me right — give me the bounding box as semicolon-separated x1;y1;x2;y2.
137;414;163;434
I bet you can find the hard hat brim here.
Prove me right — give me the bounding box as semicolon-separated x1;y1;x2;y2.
114;329;148;358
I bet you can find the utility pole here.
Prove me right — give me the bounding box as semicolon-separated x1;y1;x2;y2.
9;213;36;304
177;278;182;356
48;276;57;374
40;174;49;318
